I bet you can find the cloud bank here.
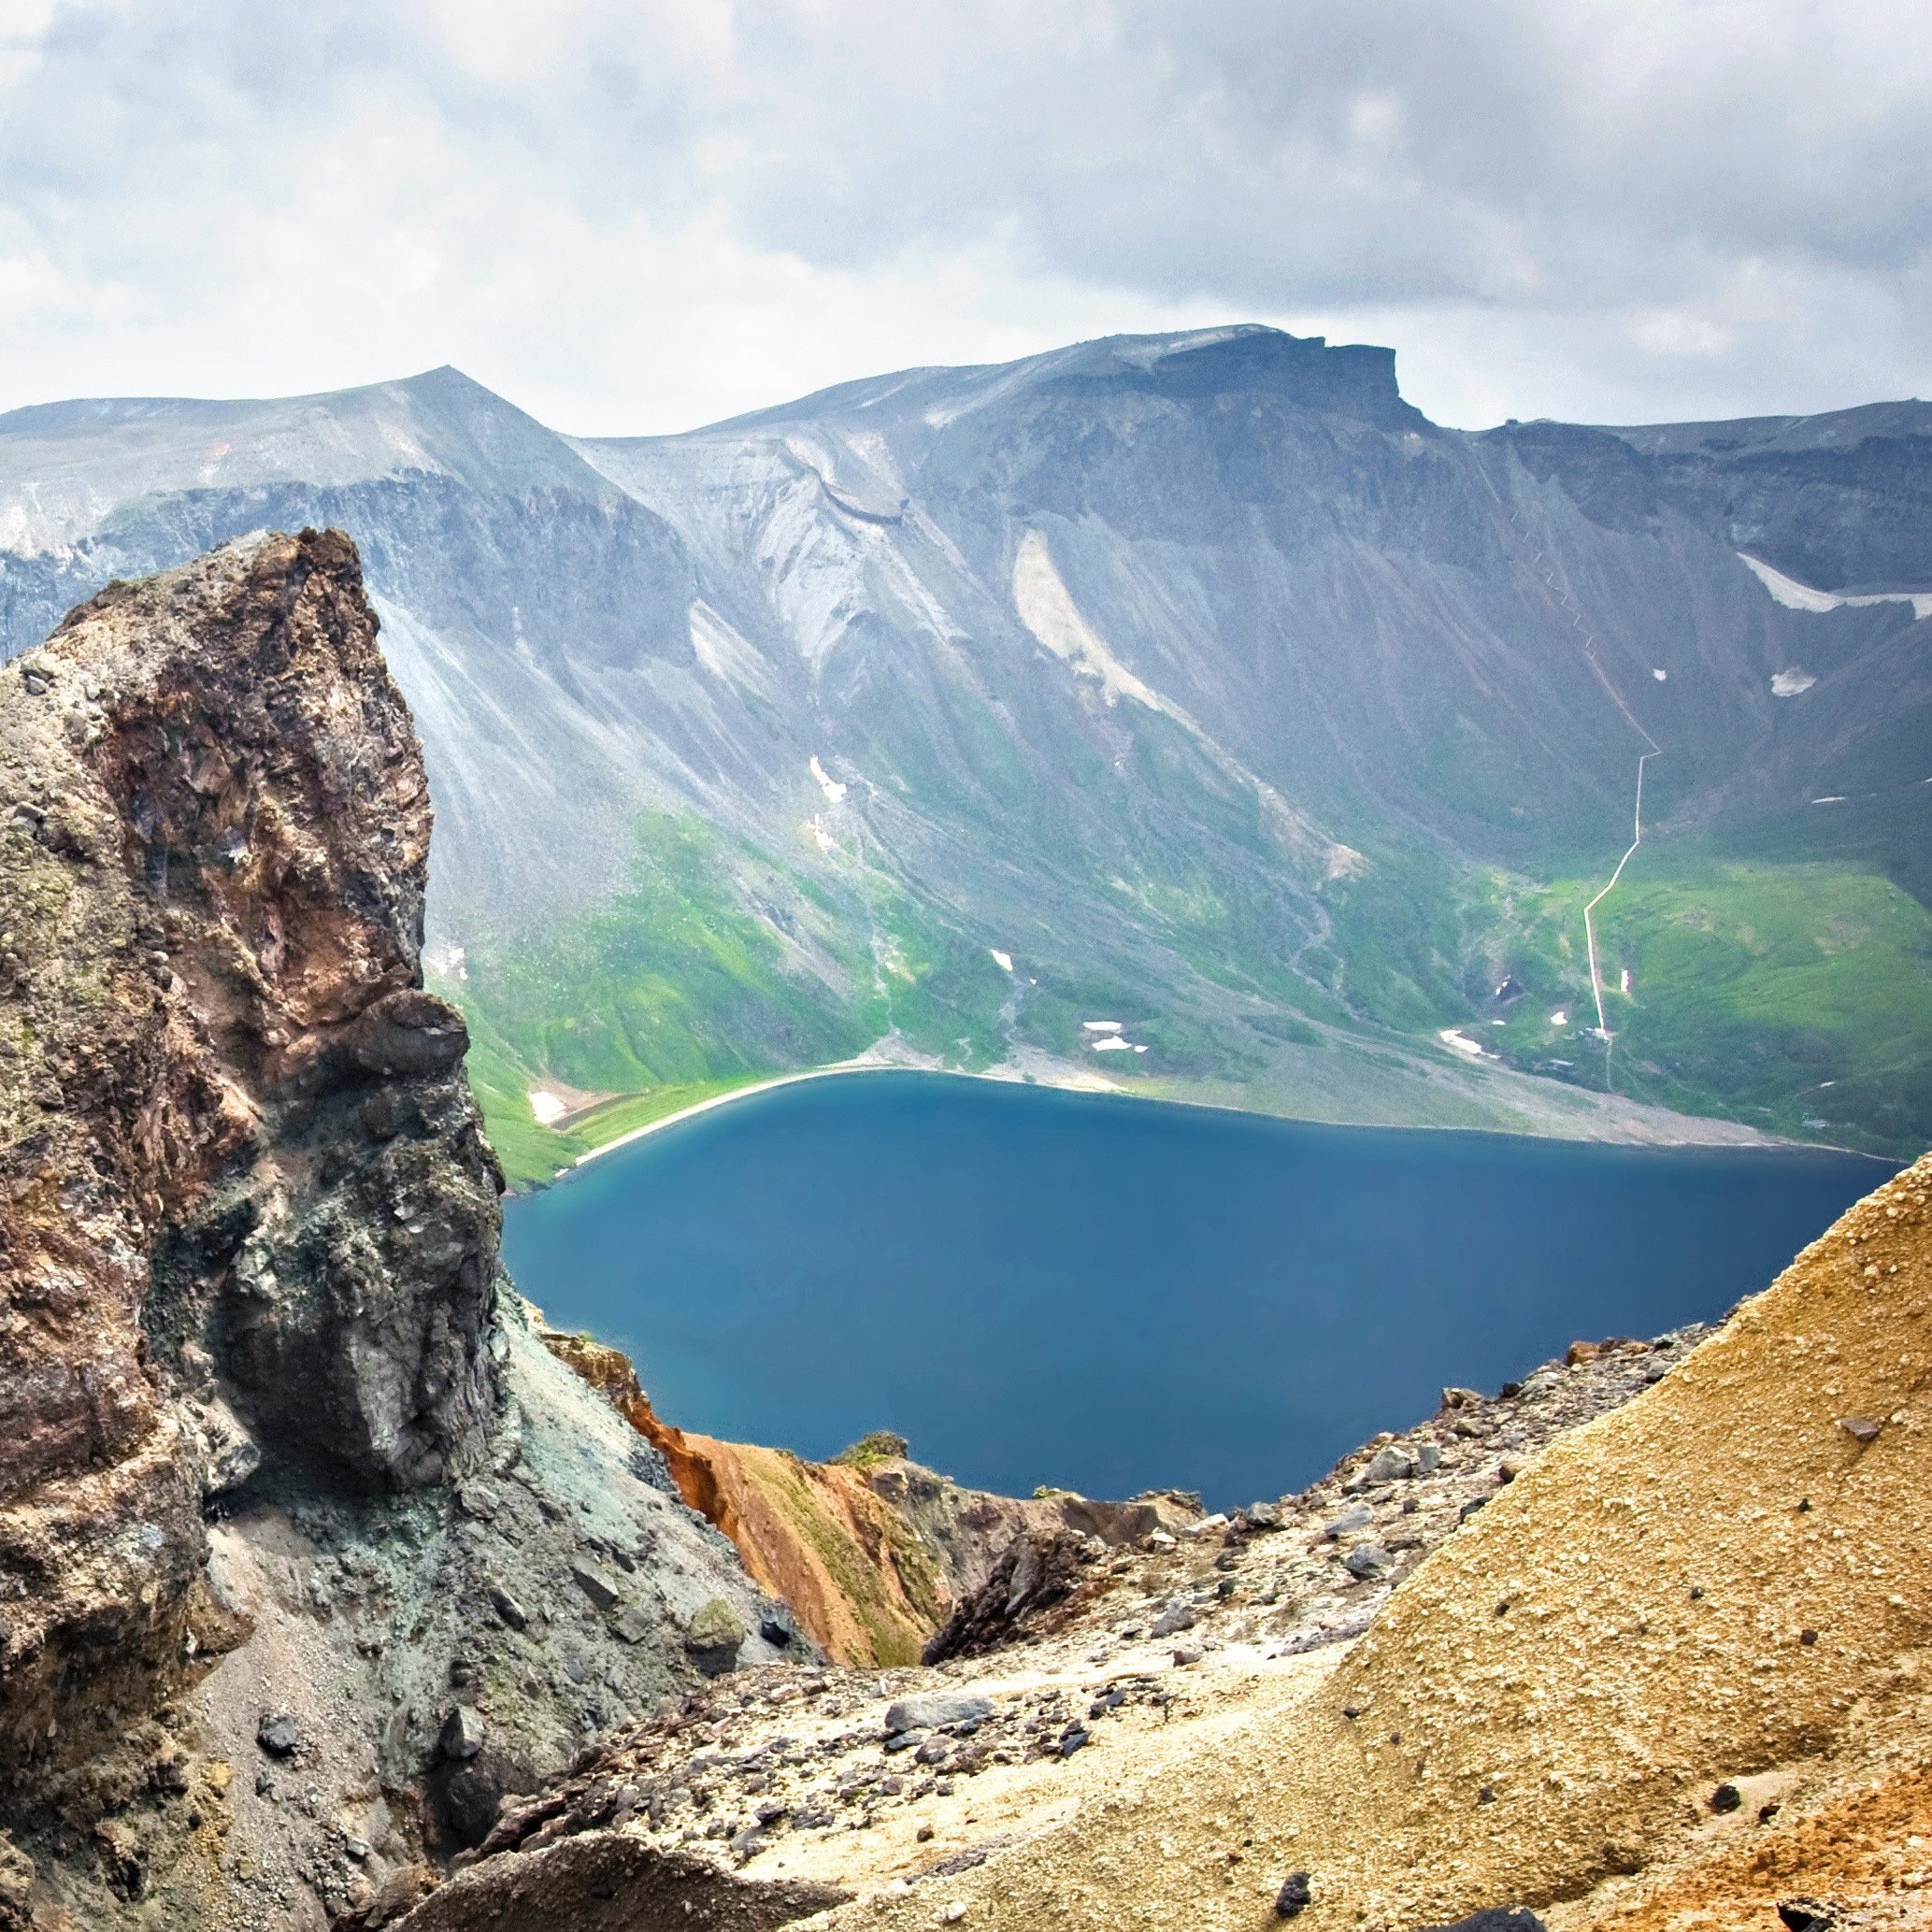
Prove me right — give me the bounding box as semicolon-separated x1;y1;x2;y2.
1;0;1927;431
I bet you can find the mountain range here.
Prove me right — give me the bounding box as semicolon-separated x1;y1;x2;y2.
3;324;1927;1174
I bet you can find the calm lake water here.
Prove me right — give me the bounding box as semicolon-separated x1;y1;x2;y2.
502;1072;1889;1508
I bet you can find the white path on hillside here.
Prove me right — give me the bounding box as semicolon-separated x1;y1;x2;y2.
1479;464;1662;1085
1583;751;1655;1039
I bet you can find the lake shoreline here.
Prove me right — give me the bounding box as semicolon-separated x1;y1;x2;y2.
547;1059;1883;1191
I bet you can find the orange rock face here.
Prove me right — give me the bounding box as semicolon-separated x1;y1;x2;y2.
535;1325;1199;1666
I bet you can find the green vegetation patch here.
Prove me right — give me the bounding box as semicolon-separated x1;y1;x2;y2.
1475;849;1932;1156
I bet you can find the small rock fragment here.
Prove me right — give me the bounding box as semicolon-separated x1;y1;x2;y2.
1710;1782;1742;1813
439;1706;484;1762
1777;1902;1834;1932
1342;1543;1392;1580
884;1694;995;1736
1275;1870;1312;1918
1838;1416;1882;1444
569;1561;622;1610
488;1583;529;1630
255;1713;301;1758
1416;1911;1548;1932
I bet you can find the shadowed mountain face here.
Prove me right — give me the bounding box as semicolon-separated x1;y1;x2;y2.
3;328;1928;1166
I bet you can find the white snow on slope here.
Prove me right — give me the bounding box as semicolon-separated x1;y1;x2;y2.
1739;551;1932;621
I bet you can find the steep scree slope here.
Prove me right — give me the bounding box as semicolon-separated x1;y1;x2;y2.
829;1152;1932;1932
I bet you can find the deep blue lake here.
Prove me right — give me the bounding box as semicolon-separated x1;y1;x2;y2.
502;1072;1890;1509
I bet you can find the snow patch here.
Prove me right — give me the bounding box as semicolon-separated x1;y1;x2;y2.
1092;1037;1133;1052
1739;551;1932;621
809;756;847;805
529;1091;567;1126
1436;1029;1488;1059
990;950;1013;972
1770;667;1816;697
1081;1021;1123;1033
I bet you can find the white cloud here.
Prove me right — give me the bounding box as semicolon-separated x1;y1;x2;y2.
0;0;1926;432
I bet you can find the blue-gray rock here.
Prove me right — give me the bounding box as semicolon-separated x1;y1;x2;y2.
1325;1504;1375;1541
1413;1911;1547;1932
255;1713;301;1758
439;1706;484;1762
1364;1446;1416;1483
1343;1544;1393;1580
1150;1602;1197;1639
1275;1871;1312;1918
883;1694;994;1736
569;1561;621;1611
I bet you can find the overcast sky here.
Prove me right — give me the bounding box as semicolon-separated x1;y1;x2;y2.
1;0;1927;433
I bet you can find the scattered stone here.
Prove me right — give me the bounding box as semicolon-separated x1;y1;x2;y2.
1838;1415;1882;1444
1799;1628;1818;1646
1416;1911;1548;1932
1342;1544;1392;1580
1710;1782;1742;1813
1150;1603;1197;1639
439;1706;485;1762
1275;1870;1312;1918
917;1825;936;1842
255;1713;301;1758
1777;1903;1834;1932
1364;1445;1415;1482
884;1694;995;1735
1325;1504;1375;1540
0;1831;36;1929
1246;1501;1284;1529
1458;1497;1489;1523
569;1561;622;1610
343;1837;371;1861
612;1605;656;1645
760;1615;794;1647
1171;1647;1204;1666
1415;1443;1442;1475
488;1583;529;1630
1058;1726;1089;1757
685;1598;746;1677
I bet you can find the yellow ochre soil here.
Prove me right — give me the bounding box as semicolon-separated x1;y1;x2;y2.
826;1152;1932;1932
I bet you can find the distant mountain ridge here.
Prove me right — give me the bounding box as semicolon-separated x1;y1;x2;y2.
4;327;1928;1166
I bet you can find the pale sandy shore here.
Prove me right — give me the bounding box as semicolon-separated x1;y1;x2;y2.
571;1057;1123;1167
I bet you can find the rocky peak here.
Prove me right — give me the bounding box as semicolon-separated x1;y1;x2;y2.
0;528;501;1782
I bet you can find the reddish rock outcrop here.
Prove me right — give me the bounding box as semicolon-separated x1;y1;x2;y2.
537;1326;1199;1665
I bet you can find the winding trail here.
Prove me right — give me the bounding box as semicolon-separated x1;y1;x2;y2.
1477;458;1664;1084
1582;750;1655;1039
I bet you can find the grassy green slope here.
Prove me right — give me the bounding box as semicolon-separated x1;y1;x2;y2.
1470;848;1932;1156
